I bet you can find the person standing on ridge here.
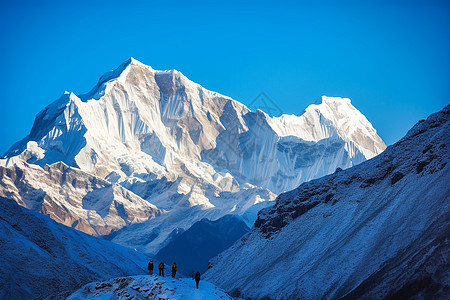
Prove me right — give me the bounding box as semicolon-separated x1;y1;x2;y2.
195;272;201;289
148;260;154;275
158;262;165;276
171;262;177;278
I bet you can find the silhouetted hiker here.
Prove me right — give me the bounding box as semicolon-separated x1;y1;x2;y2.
158;262;165;276
148;260;154;275
195;272;201;289
171;262;177;278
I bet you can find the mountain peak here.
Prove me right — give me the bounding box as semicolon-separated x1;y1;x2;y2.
124;57;147;67
127;56;138;64
96;57;151;85
314;95;351;105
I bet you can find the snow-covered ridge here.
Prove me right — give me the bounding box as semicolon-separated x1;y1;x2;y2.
206;105;449;299
3;57;386;254
68;275;232;300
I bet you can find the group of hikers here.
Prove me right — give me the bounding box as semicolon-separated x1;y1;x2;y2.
147;260;201;289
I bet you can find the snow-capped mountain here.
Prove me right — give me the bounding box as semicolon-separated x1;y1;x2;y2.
205;105;449;299
2;58;385;254
0;196;151;299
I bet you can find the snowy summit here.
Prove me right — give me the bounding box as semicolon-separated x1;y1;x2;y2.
1;58;386;257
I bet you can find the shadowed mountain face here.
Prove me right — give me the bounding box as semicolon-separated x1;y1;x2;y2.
205;105;450;299
1;58;385;255
0;196;150;299
155;215;250;275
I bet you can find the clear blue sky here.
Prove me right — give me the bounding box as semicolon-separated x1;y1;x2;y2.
1;0;449;155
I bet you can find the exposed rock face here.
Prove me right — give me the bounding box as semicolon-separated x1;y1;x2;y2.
205;105;449;299
0;158;160;235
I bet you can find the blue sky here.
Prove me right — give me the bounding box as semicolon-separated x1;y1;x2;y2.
0;0;449;154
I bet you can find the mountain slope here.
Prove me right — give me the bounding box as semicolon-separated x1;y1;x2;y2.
205;105;449;299
0;196;151;299
3;58;385;254
0;157;161;235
